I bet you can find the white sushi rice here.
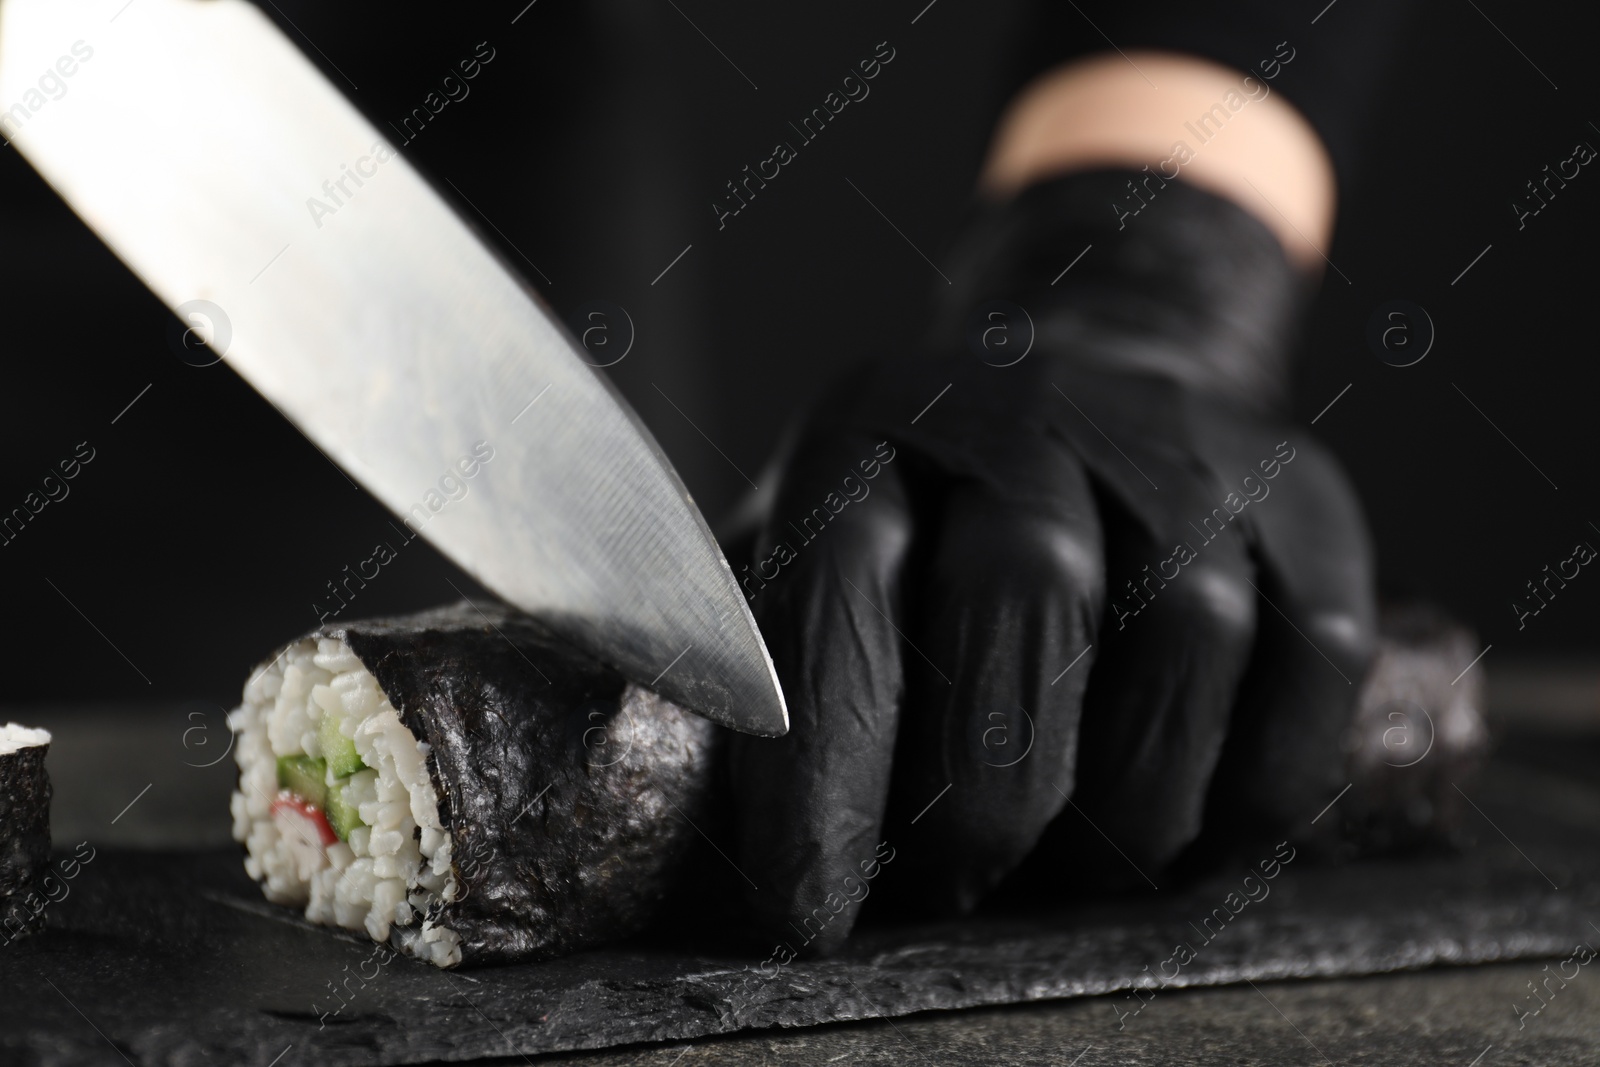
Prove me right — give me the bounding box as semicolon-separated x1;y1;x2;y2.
0;723;50;755
228;637;463;968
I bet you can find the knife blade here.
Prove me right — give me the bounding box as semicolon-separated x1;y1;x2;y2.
0;0;788;735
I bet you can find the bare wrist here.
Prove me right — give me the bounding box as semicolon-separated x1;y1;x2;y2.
979;51;1337;273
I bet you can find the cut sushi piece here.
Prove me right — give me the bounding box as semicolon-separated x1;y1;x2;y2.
1;723;52;943
1343;602;1491;852
229;602;717;968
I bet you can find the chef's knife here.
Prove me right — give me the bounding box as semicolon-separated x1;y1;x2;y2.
0;0;788;735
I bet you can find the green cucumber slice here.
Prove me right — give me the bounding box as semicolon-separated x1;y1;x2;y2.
326;779;365;841
276;755;328;810
319;709;366;778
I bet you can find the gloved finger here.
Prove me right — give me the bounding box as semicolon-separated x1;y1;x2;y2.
1203;431;1377;834
1067;452;1259;877
888;439;1103;914
727;431;913;955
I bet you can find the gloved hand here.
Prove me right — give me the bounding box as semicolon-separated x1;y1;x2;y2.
727;168;1377;953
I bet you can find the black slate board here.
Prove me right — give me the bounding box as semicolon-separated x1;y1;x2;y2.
2;757;1597;1067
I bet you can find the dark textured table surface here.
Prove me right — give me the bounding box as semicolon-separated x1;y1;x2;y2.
530;963;1600;1067
3;676;1597;1066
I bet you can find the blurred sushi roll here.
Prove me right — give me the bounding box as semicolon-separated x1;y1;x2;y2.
229;602;717;968
1342;602;1491;853
1;723;52;943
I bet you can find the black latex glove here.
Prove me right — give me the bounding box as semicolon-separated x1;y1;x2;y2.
728;169;1376;953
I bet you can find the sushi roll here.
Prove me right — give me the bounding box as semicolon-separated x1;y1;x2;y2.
1342;602;1490;852
1;723;52;943
229;602;717;968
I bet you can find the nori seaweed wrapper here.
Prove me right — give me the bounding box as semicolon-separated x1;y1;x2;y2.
314;602;718;965
0;731;52;944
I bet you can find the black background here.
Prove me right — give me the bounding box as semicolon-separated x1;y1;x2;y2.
0;0;1593;708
